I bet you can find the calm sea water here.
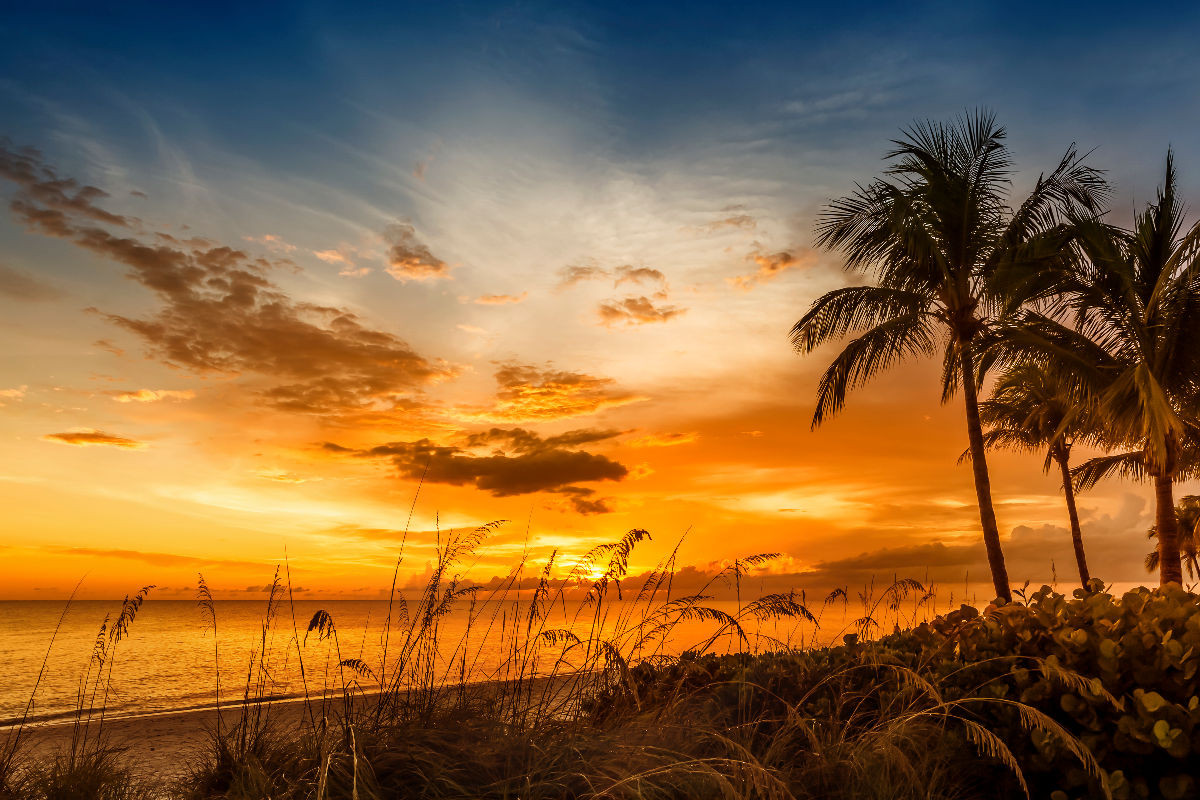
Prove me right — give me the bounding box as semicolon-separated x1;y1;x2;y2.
1;595;837;726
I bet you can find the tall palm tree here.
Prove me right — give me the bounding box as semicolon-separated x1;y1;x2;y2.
791;112;1106;603
977;363;1097;589
1026;152;1200;585
1147;495;1200;581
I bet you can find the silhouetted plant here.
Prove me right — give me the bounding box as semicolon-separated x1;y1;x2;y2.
1146;495;1200;581
1013;151;1200;585
977;362;1099;588
792;110;1107;602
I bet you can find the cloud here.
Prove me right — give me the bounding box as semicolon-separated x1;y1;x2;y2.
0;263;63;301
629;431;699;448
313;246;370;277
255;469;313;483
597;295;685;326
383;222;450;282
326;427;627;499
456;363;644;422
0;141;134;233
44;545;265;569
557;264;609;288
473;292;527;305
687;213;757;234
42;429;145;448
797;493;1154;590
313;249;351;265
613;266;665;286
0;144;455;417
558;264;685;325
730;247;817;290
94;339;125;357
557;264;665;289
552;486;615;515
243;234;296;253
108;388;195;403
0;386;27;399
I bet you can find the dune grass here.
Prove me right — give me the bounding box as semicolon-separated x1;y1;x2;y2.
4;524;1136;799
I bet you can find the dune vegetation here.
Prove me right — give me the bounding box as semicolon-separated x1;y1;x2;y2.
4;112;1200;799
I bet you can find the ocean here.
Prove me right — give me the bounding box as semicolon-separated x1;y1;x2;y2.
1;594;838;727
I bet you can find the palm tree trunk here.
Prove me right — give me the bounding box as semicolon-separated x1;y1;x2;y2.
1056;451;1090;590
1154;474;1184;585
959;347;1012;602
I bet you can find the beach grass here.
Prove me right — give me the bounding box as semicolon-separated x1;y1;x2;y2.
8;522;1172;799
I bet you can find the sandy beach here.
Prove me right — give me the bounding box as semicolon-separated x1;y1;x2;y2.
14;697;318;783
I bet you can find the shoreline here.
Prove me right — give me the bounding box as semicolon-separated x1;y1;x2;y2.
12;694;324;782
8;673;579;783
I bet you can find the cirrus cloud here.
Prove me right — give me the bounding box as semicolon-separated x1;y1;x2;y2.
108;388;196;403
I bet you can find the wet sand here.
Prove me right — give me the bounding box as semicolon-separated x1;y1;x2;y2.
14;697;319;783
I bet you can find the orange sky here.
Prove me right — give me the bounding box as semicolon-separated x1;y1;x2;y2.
1;133;1195;600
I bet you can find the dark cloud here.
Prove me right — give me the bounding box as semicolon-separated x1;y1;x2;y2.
0;142;133;232
457;363;643;421
798;493;1153;590
327;427;626;500
42;429;144;448
0;144;454;417
463;425;621;452
0;263;63;301
552;486;614;515
383;222;450;282
597;295;685;326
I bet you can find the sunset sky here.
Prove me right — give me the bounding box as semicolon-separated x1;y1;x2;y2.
2;1;1199;599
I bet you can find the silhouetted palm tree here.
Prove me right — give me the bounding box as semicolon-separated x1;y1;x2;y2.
978;363;1097;589
792;112;1106;603
1025;153;1200;585
1147;495;1200;581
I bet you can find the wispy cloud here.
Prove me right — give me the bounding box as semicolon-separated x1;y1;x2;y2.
0;263;63;301
473;292;527;305
43;429;145;448
629;431;699;448
107;388;195;403
243;233;297;253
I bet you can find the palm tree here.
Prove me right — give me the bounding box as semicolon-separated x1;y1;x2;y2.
1146;495;1200;581
1026;152;1200;585
977;363;1097;589
791;112;1106;603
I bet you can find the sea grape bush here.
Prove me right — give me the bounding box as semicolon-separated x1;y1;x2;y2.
913;584;1200;800
599;585;1200;800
